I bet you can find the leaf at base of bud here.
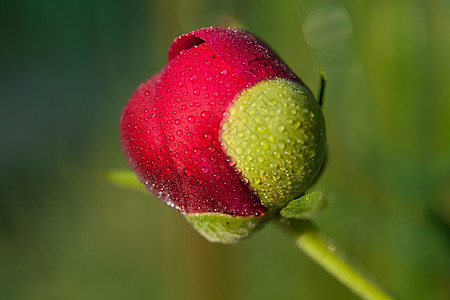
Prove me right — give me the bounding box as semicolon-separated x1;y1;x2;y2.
279;191;329;220
185;213;269;244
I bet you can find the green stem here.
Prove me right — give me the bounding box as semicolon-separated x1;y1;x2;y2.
277;218;396;300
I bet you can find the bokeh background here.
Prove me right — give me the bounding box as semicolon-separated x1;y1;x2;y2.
1;0;449;299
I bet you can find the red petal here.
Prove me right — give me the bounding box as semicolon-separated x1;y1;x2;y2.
120;72;187;211
169;27;309;89
121;42;267;217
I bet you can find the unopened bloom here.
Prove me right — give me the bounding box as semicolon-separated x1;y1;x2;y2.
120;27;326;243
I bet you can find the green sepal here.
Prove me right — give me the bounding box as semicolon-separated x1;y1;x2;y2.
185;213;268;244
100;169;147;193
221;78;327;211
279;191;329;220
318;68;326;107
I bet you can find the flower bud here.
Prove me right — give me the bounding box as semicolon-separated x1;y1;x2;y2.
120;27;326;243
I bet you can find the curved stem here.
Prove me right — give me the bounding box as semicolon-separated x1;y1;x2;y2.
277;218;396;300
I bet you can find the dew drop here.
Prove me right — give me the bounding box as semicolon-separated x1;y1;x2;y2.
207;146;216;153
189;75;198;82
157;154;164;161
203;132;213;141
201;111;211;120
187;115;195;123
221;69;228;76
165;167;174;174
328;238;337;252
193;88;200;95
184;168;192;176
193;148;202;155
176;130;183;137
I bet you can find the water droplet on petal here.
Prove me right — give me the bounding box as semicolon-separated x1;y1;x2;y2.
221;69;228;76
193;148;202;155
201;111;211;120
189;75;198;82
203;132;213;141
184;168;192;176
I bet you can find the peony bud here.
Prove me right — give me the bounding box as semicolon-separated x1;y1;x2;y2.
120;27;326;243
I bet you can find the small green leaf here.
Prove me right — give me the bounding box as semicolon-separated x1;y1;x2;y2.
100;169;147;193
185;213;267;244
279;191;329;219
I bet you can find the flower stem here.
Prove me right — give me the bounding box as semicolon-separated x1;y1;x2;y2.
277;218;396;300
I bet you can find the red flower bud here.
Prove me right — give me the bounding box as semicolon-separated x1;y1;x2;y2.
120;27;326;243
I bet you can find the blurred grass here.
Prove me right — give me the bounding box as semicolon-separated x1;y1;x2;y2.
1;0;449;299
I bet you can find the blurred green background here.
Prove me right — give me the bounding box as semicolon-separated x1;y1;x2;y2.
1;0;449;299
